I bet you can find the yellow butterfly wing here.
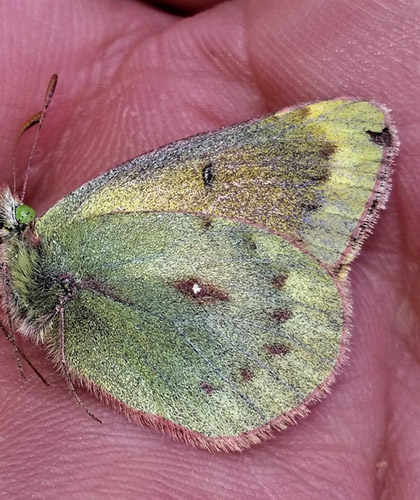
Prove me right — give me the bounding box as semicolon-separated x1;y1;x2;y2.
43;99;397;270
18;97;397;450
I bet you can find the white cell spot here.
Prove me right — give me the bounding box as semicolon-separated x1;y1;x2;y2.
192;283;202;295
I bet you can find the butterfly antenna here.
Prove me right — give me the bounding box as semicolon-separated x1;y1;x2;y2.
17;74;58;202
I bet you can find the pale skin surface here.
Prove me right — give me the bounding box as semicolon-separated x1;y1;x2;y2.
0;0;419;498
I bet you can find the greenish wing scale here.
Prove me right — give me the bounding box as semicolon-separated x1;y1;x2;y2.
35;212;345;450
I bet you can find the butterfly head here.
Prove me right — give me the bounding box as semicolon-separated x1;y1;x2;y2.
0;187;36;239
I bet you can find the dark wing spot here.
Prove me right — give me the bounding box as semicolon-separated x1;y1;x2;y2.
202;163;215;188
305;142;335;182
366;127;392;147
301;201;320;212
243;233;257;252
200;382;214;394
240;368;253;382
248;240;257;251
320;142;337;159
264;343;290;356
172;278;229;304
271;309;293;323
200;216;213;230
273;274;288;290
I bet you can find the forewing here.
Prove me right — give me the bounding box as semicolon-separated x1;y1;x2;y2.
41;99;397;268
38;213;345;450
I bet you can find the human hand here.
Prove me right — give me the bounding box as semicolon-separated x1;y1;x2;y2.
0;1;418;498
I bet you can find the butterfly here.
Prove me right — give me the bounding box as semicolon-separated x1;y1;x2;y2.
0;75;398;451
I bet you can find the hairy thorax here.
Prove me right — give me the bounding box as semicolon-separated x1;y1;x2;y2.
0;187;57;343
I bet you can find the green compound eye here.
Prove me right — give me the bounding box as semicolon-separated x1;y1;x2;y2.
16;204;36;225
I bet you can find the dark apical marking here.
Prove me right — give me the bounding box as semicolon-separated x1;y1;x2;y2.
264;343;290;356
172;278;229;304
366;127;392;147
273;274;288;290
271;309;293;323
240;368;254;382
200;382;214;394
320;142;337;159
202;163;215;188
200;217;213;230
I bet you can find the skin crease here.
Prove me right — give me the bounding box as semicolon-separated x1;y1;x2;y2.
0;0;419;498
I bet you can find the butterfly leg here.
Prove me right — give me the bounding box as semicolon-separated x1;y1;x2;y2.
0;317;49;385
2;261;26;380
57;295;102;423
